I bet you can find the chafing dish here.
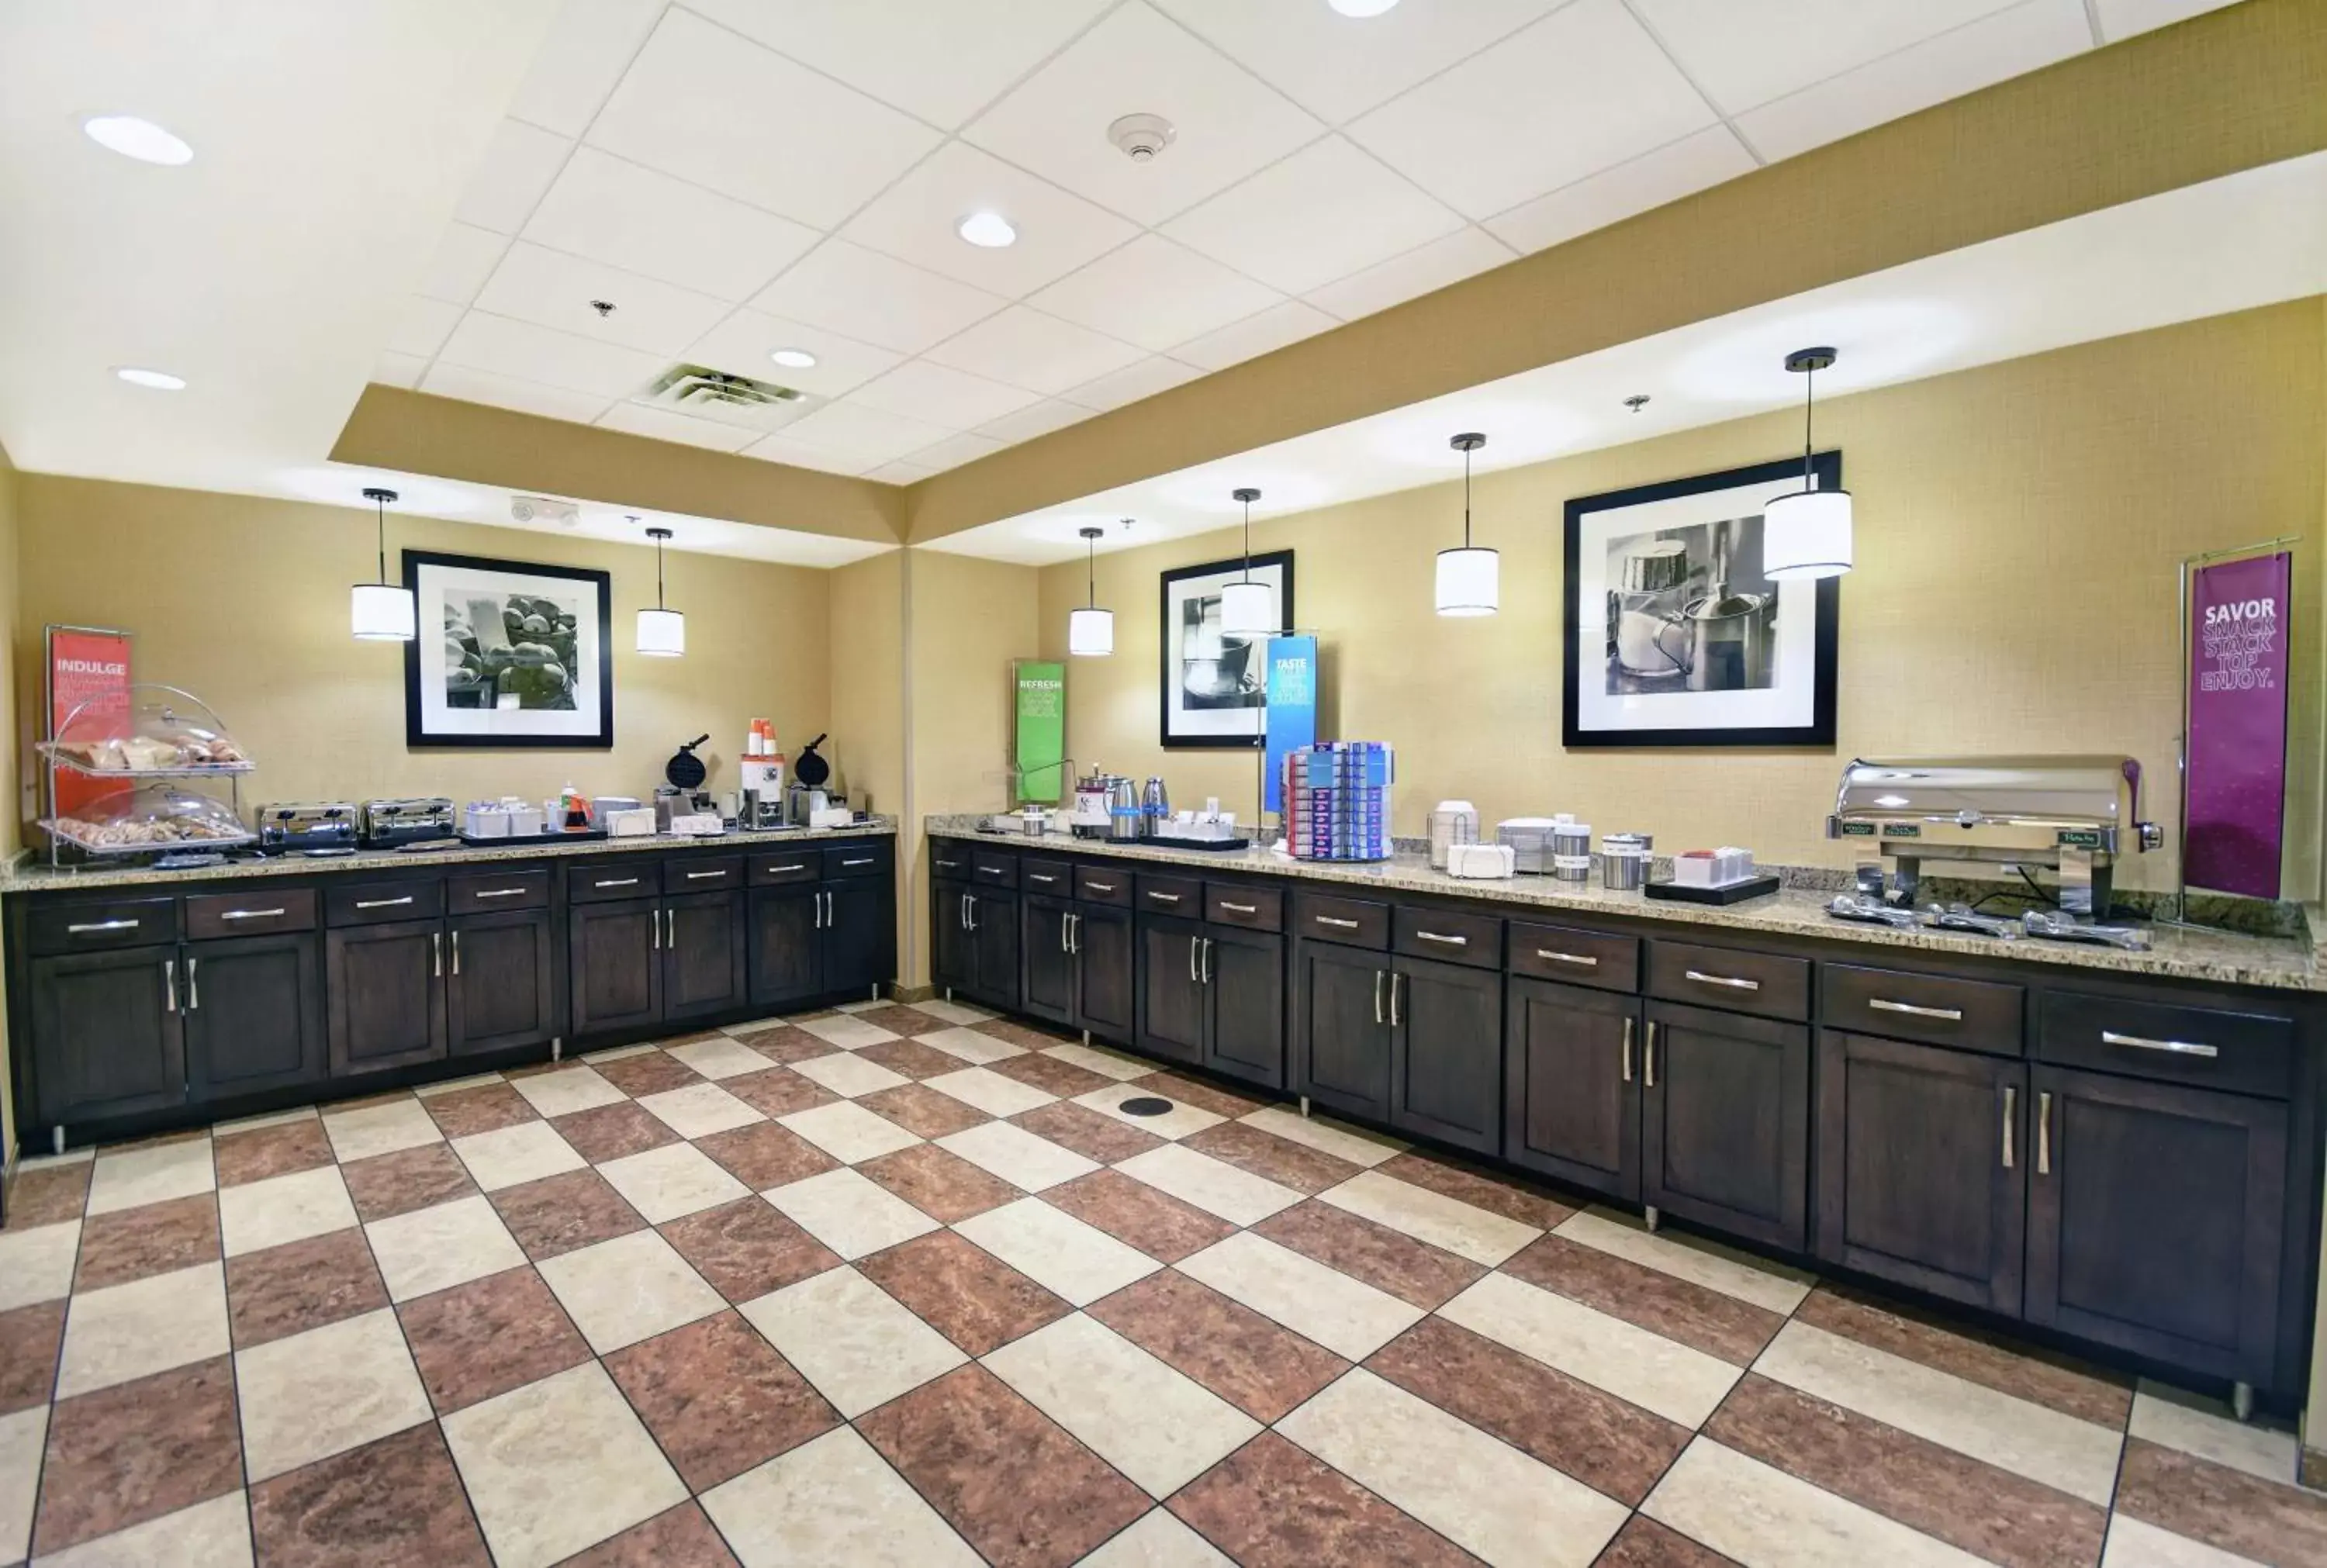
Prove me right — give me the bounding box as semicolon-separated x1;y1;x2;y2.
361;796;457;848
256;801;359;851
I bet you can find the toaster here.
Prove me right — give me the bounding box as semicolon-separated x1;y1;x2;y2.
257;801;360;850
361;796;457;848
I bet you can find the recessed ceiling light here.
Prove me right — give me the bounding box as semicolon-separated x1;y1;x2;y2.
1327;0;1400;15
83;115;193;165
956;211;1017;248
113;366;186;390
770;347;818;369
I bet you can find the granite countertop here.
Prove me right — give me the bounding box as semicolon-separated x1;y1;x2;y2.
0;818;897;894
927;816;2324;995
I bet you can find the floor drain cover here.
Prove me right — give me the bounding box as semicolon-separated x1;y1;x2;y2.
1117;1096;1174;1118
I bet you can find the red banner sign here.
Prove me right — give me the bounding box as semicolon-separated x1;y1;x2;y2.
47;627;132;817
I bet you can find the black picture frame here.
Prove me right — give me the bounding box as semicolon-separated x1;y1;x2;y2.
1561;453;1840;748
1159;549;1295;750
402;549;615;749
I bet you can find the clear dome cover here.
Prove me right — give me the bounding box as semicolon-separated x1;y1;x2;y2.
41;685;251;773
40;783;254;854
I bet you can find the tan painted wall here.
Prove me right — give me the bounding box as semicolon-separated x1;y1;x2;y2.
828;549;908;985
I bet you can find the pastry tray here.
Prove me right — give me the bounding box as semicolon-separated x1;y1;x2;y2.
1643;873;1782;905
37;743;254;777
38;824;259;857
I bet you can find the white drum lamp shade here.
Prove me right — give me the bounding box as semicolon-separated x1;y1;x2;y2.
1762;485;1854;579
352;487;415;641
1435;547;1499;616
635;606;686;657
1070;525;1114;656
1219;579;1275;637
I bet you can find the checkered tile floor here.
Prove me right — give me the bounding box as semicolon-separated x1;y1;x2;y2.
1;997;2320;1566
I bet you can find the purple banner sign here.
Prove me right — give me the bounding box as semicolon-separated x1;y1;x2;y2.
2185;551;2292;898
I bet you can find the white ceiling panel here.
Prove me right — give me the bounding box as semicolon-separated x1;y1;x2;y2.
421;361;614;423
963;2;1323;226
1305;226;1516;322
923;305;1147;395
842;142;1141;296
1058;354;1203;413
752;240;1009;357
904;430;1008;472
585;6;940;228
1163;136;1464;295
1029;234;1282;352
739;431;871;474
1631;0;2031;116
850;361;1042;429
452;117;573;233
594;399;759;451
1169;299;1339;371
372;353;427;390
522;147;818;302
506;0;669;136
473;242;731;354
2094;0;2242;42
864;458;941;485
679;308;902;399
779;399;957;467
1484;123;1755;254
977;399;1098;444
389;296;465;359
437;310;664;397
419;223;513;306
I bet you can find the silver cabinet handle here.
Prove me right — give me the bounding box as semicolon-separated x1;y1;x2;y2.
1537;948;1598;967
2001;1083;2016;1169
842;857;873;867
595;877;638;889
1071;912;1082;954
1086;880;1115;893
1219;901;1257;914
219;907;286;921
977;865;1006;877
768;862;807;874
1188;934;1199;983
355;896;413;910
1622;1017;1635;1083
823;890;833;927
958;893;969;930
1316;914;1359;930
1202;937;1213;984
966;895;979;932
430;932;441;976
2036;1090;2052;1174
1645;1020;1659;1088
1389;972;1404;1027
2101;1029;2218;1059
650;909;660;951
164;958;176;1013
69;917;139;933
451;930;461;976
473;887;528;899
935;858;962;872
1030;873;1060;884
1871;997;1963;1021
1148;891;1183;903
1373;969;1385;1025
186;958;199;1010
1414;931;1467;946
1061;911;1073;953
1685;969;1759;991
685;869;726;880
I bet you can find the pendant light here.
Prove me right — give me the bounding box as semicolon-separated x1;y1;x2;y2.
1762;347;1854;580
635;522;686;657
1436;432;1497;616
351;487;417;641
1220;487;1274;637
1069;525;1114;656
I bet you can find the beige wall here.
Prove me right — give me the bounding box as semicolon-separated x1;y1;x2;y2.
0;440;18;1167
828;550;908;983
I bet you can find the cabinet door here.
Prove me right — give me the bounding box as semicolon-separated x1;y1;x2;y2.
1642;1000;1810;1251
27;943;185;1126
1075;905;1135;1045
665;891;746;1021
2026;1064;2285;1383
1389;956;1502;1154
970;891;1021;1010
1136;915;1207;1066
1505;978;1640;1202
448;909;558;1056
569;898;662;1037
1815;1032;2024;1314
932;885;977;995
1206;927;1285;1089
749;888;822;1007
823;880;891;1000
327;919;448;1075
1020;896;1077;1027
1295;941;1393;1121
182;934;326;1100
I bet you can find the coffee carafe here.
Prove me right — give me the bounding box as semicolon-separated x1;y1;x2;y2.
1106;778;1142;842
1140;776;1170;838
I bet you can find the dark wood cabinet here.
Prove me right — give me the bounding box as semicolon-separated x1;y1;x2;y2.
1136;914;1206;1065
749;887;821;1007
26;944;185;1126
1815;1031;2025;1314
968;889;1020;1010
1295;940;1394;1121
1076;905;1135;1044
447;909;558;1056
1021;896;1077;1027
1506;977;1640;1201
663;890;746;1020
1207;925;1285;1087
1642;999;1810;1252
327;918;447;1075
1388;955;1502;1154
182;933;326;1100
824;880;890;1000
568;897;662;1037
932;883;977;996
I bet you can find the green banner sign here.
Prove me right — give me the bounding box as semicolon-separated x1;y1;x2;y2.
1014;660;1066;804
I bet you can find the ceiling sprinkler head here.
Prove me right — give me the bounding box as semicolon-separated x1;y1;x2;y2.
1623;394;1651;414
1108;113;1176;162
589;299;616;318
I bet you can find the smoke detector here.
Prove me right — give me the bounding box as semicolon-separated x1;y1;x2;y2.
1108;113;1175;162
511;495;580;528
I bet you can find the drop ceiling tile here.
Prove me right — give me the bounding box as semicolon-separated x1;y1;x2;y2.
437;310;666;398
421;362;616;423
780;399;957;468
524;147;818;302
685;0;1112;130
1346;0;1719;222
2094;0;2241;41
1162;136;1464;295
922;306;1146;397
388;296;464;359
850;361;1041;430
680;309;904;399
1304;226;1516;321
976;399;1096;444
864;458;941;485
1029;234;1283;354
1168;299;1339;372
595;401;762;452
840;142;1141;297
453;119;574;234
586;7;940;228
1157;0;1563;124
372;352;427;390
1482;124;1755;254
741;432;874;475
507;0;671;136
904;430;1008;472
1630;0;2031;115
1057;356;1202;413
752;240;1009;357
419;223;513;306
1734;0;2090;164
474;243;731;354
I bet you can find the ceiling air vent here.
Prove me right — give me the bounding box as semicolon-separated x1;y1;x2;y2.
637;363;814;432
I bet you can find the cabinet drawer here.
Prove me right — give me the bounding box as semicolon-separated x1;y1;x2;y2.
1824;964;2023;1055
1206;883;1282;932
1138;873;1202;917
970;850;1018;888
1294;892;1391;949
928;844;973;883
566;863;658;905
26;896;180;956
1395;905;1501;970
1074;865;1130;907
823;842;892;881
324;878;445;927
1646;940;1809;1021
1509;922;1638;993
1021;858;1073;896
2038;991;2294;1100
447;867;549;914
749;849;821;887
664;855;743;893
185;888;318;940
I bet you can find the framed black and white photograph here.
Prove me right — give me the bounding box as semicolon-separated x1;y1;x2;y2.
1562;454;1838;748
403;550;614;748
1159;550;1294;749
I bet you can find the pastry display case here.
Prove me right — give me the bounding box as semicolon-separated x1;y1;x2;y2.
36;684;255;867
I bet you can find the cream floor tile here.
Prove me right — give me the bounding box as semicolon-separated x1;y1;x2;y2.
535;1229;725;1353
212;1104;319;1135
85;1136;215;1216
217;1164;357;1257
1318;1167;1540;1266
935;1121;1096;1193
320;1098;441;1164
953;1198;1160;1307
704;1425;980;1568
0;1406;43;1566
835;998;885;1014
984;1314;1258;1497
414;1072;507;1099
1174;1232;1420;1362
508;1064;626;1117
365;1194;526;1302
0;1221;81;1311
915;1025;1024;1065
2099;1514;2266;1568
441;1360;688;1568
2128;1380;2300;1484
797;1014;901;1050
1440;1271;1738;1428
15;1148;95;1170
451;1121;586;1192
36;1488;253;1567
794;1052;913;1100
719;1014;788;1038
235;1307;431;1481
56;1261;230;1399
1558;1207;1813;1315
926;1065;1056;1117
1644;1438;1990;1568
580;1043;659;1064
909;1000;994;1027
634;1082;765;1140
764;1168;939;1260
1237;1106;1403;1167
1073;1086;1222;1141
1076;1508;1236;1566
596;1141;750;1224
1041;1041;1157;1082
666;1034;783;1080
739;1266;966;1419
1115;1144;1301;1226
1282;1369;1627;1568
779;1100;923;1165
1755;1319;2122;1507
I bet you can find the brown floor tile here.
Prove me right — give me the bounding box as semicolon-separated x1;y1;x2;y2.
593;1049;702;1097
1144;1072;1264;1119
724;1065;842;1118
657;1029;727;1050
33;1356;243;1556
74;1191;220;1291
213;1119;334;1188
559;1502;741;1567
987;1052;1114;1099
397;1265;592;1414
1253;1200;1482;1309
852;1003;947;1038
968;1018;1080;1053
1502;1234;1782;1366
226;1228;391;1349
500;1058;564;1079
694;1121;838;1190
859;1364;1147;1568
605;1310;839;1491
490;1168;646;1261
551;1100;682;1164
1367;1317;1688;1507
659;1197;840;1304
249;1419;491;1566
856;1036;977;1080
1168;1432;1480;1567
1043;1169;1234;1263
421;1080;541;1138
1182;1121;1361;1195
1376;1149;1575;1230
1794;1286;2132;1428
859;1144;1021;1224
2116;1436;2327;1566
1008;1102;1165;1164
0;1300;66;1413
1706;1373;2104;1568
860;1082;992;1139
859;1231;1070;1356
1089;1270;1346;1423
341;1142;477;1222
1596;1516;1741;1567
735;1025;843;1065
5;1161;91;1228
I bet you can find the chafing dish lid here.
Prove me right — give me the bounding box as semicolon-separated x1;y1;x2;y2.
1832;756;2141;827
